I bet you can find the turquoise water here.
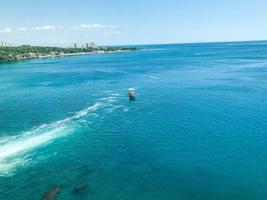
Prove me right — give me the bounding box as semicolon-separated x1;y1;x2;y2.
1;42;267;200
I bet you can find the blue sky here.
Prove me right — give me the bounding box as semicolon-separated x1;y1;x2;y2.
0;0;267;46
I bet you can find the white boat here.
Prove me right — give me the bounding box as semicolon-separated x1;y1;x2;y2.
128;88;136;100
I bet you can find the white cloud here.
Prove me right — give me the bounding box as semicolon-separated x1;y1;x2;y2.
73;23;120;30
81;23;106;28
73;23;106;30
0;28;12;33
17;27;27;31
104;31;121;35
32;25;56;31
32;25;64;31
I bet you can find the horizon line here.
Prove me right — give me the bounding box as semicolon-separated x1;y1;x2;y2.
2;39;267;47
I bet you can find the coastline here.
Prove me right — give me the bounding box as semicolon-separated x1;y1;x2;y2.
26;50;133;61
0;46;138;63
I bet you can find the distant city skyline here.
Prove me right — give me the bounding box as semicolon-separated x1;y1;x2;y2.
1;0;267;46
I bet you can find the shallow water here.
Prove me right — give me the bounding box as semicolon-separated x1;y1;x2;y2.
1;42;267;199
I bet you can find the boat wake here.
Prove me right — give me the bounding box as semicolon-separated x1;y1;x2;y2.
0;102;103;176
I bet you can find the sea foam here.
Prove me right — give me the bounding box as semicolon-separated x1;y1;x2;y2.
0;102;103;175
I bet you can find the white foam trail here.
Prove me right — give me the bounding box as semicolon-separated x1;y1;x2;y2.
98;96;117;101
0;157;29;176
0;102;102;174
111;93;121;96
0;126;66;161
72;102;102;119
107;105;124;113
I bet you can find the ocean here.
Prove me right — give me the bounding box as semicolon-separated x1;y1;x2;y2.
1;42;267;200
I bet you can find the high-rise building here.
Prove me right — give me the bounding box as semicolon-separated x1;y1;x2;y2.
1;41;6;47
88;42;97;48
74;43;78;48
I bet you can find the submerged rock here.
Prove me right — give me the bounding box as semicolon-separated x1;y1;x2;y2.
42;186;60;200
73;183;88;193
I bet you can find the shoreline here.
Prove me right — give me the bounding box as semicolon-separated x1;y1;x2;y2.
0;45;138;63
0;49;135;64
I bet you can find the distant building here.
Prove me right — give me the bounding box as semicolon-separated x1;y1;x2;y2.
1;41;7;47
87;42;97;49
73;43;78;48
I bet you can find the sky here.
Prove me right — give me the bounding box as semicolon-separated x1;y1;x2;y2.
0;0;267;46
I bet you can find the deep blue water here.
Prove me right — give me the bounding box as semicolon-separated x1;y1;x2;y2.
1;42;267;200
